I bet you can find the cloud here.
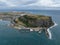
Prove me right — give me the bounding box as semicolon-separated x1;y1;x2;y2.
37;0;55;7
0;0;37;7
0;0;16;7
25;0;60;7
0;0;60;9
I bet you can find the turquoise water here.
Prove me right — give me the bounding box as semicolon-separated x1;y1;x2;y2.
0;10;60;45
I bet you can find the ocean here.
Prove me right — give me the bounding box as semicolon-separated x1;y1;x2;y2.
0;10;60;45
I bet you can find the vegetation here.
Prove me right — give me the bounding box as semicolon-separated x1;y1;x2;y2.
0;12;54;28
14;14;54;28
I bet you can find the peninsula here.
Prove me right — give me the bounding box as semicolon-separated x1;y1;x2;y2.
0;12;54;39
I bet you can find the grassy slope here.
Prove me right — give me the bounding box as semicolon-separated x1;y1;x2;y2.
14;14;53;28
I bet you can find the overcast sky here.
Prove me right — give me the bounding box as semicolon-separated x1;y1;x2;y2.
0;0;60;10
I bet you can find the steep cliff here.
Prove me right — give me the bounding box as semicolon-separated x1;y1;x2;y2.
14;14;54;28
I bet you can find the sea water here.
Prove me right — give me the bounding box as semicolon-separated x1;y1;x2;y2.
0;10;60;45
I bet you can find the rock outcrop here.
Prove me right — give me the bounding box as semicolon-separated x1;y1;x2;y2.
14;14;54;28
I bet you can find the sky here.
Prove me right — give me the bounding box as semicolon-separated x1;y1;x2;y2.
0;0;60;10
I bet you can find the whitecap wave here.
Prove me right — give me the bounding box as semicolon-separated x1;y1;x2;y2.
47;28;52;39
50;22;58;29
30;29;33;31
47;21;58;39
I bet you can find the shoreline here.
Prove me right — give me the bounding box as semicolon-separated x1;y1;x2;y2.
11;21;58;39
47;22;58;39
0;19;57;39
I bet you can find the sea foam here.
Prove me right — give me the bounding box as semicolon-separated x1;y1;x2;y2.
47;22;58;39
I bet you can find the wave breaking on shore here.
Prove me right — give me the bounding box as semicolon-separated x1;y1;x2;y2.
47;22;58;39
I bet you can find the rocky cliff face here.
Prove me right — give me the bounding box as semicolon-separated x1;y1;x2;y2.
14;14;54;28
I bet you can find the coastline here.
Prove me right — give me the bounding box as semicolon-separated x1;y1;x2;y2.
47;22;58;39
0;19;57;39
13;23;57;39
